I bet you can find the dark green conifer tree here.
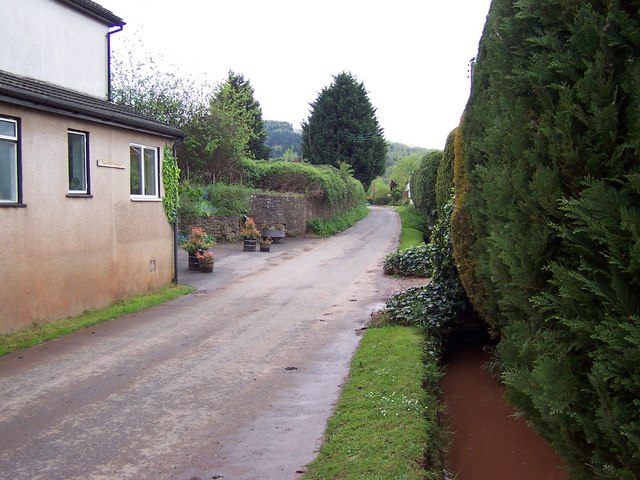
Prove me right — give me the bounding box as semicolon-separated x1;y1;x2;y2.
301;72;386;187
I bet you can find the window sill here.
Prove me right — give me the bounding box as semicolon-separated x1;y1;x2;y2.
130;196;162;202
0;203;27;208
66;193;93;199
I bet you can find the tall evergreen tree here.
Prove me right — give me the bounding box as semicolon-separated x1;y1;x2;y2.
301;72;386;187
216;71;270;160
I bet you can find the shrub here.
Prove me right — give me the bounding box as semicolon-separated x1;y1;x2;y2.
383;197;468;339
436;128;456;216
383;243;432;277
205;182;252;217
242;158;365;208
410;150;442;231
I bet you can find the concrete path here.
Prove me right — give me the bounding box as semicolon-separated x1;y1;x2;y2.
0;207;413;480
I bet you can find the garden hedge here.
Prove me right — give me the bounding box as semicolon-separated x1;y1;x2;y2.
460;1;640;478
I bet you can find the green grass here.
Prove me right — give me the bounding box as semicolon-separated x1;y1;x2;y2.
0;284;193;357
396;205;426;250
303;326;444;480
308;203;369;236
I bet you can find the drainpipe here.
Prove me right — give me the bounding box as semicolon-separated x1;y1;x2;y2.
172;141;181;284
106;24;124;101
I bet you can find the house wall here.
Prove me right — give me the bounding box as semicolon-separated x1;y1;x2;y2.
1;0;109;98
0;103;175;333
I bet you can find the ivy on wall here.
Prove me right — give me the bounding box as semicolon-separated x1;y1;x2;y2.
162;145;180;224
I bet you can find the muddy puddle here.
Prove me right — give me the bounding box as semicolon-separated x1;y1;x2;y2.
440;329;570;480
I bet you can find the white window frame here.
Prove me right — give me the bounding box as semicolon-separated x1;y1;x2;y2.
129;143;160;200
0;116;20;204
67;130;89;195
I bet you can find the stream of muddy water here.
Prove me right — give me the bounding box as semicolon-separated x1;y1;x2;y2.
440;331;570;480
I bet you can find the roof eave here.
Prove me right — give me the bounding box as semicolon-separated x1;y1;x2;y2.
56;0;125;27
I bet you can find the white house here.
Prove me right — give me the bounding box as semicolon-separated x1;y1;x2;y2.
0;0;183;333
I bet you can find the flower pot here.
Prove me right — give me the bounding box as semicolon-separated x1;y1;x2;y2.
188;252;200;271
259;241;271;252
243;238;257;251
199;261;214;273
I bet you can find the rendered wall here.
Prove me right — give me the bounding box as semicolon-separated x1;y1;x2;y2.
0;103;174;333
1;0;110;98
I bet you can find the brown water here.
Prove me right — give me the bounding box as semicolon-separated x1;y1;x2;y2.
440;338;570;480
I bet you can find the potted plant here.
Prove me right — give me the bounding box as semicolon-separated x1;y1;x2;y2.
259;237;272;252
181;227;216;270
261;223;286;243
240;217;261;251
196;250;214;272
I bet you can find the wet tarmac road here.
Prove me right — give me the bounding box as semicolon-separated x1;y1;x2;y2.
0;207;412;480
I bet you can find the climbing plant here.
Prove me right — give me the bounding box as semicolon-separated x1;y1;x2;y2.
162;145;180;224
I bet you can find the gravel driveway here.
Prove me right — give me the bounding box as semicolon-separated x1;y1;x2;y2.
0;207;414;480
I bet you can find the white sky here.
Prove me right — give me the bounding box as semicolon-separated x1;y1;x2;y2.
100;0;492;149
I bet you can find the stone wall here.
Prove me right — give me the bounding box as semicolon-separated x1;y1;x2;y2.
180;192;346;241
179;215;242;242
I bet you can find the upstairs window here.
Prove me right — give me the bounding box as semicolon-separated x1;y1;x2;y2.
0;116;20;204
130;144;159;198
68;130;90;195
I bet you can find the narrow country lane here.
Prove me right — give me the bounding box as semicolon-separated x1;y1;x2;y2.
0;207;410;480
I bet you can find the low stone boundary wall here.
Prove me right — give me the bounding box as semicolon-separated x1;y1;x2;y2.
180;192;351;242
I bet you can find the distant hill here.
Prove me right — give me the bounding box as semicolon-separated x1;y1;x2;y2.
385;142;432;167
264;120;302;158
264;121;430;165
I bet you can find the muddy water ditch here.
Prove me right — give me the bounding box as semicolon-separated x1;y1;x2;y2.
440;327;570;480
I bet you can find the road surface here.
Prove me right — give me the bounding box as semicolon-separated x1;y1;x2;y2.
0;207;415;479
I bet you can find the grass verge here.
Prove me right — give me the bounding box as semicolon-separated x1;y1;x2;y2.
396;205;426;250
303;326;445;480
308;203;369;236
0;283;193;357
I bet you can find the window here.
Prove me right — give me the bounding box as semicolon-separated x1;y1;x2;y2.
130;144;159;198
0;116;20;204
68;130;89;195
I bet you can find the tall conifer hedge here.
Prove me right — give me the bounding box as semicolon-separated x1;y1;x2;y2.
459;1;640;478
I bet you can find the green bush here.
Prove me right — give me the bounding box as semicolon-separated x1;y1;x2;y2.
410;150;442;231
178;182;253;220
242;158;365;208
383;243;432;277
205;182;252;217
383;198;468;337
436;128;456;216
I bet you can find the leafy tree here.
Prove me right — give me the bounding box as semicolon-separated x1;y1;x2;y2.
111;50;267;183
217;71;269;160
301;72;386;187
111;48;211;129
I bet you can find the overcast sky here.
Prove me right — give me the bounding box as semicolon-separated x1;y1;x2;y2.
100;0;492;149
